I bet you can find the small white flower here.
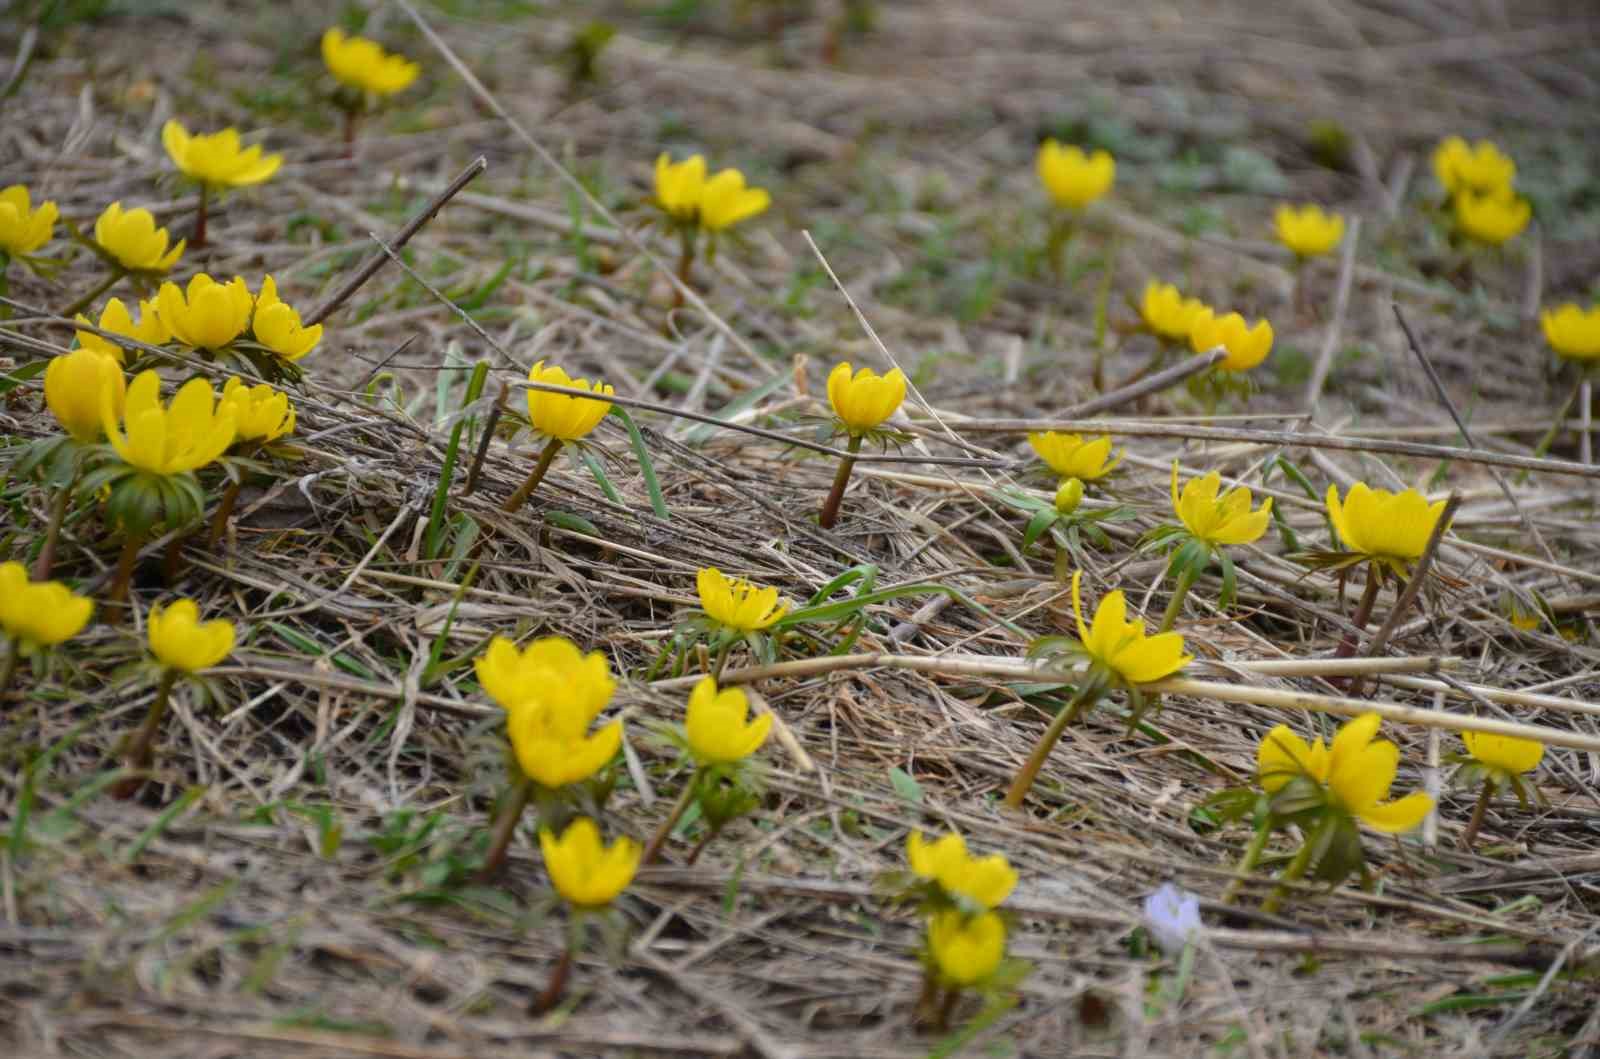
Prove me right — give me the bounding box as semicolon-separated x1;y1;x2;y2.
1144;882;1202;956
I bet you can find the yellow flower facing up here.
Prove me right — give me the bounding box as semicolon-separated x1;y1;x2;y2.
252;276;324;362
1453;189;1530;246
655;153;707;224
906;831;1017;910
75;296;171;363
1036;140;1115;209
1071;570;1191;686
475;635;616;718
685;677;772;765
1189;308;1273;373
1257;713;1433;833
697;567;787;634
1273;204;1344;260
1539;303;1600;363
220;377;295;443
1461;731;1544;777
698;167;770;232
827;362;907;435
540;817;640;910
148;598;236;673
1027;431;1122;481
162;120;282;189
927;909;1006;988
525;361;614;442
1140;282;1207;343
157;273;254;352
93;201;184;273
1325;483;1446;571
1433;136;1515;196
102;370;236;476
1171;462;1272;547
46;346;127;443
0;184;58;257
0;562;94;649
321;28;420;97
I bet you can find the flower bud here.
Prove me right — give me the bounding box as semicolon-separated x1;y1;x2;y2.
1054;477;1084;515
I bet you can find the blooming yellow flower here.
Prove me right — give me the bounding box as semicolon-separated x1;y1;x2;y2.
827;362;907;435
1036;140;1114;209
1325;482;1446;570
698;167;770;232
220;377;295;443
1027;431;1121;481
1432;136;1515;196
655;153;707;224
1539;303;1600;363
1257;713;1433;833
511;704;624;788
0;184;58;257
75;297;171;363
927;909;1005;987
685;677;772;765
525;361;614;441
93;201;184;273
157;273;254;352
475;635;616;718
1071;570;1190;685
1189;308;1273;372
251;276;323;362
45;347;126;443
540;817;640;909
1453;189;1530;246
906;831;1017;910
697;567;787;633
0;562;94;649
101;370;236;476
148;598;235;673
1054;477;1084;516
1461;731;1543;776
162;120;282;189
1140;282;1207;343
1171;462;1271;547
1273;204;1344;259
321;28;420;97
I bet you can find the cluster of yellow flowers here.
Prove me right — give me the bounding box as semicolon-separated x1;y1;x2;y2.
1139;281;1273;374
904;831;1018;1010
1433;136;1529;246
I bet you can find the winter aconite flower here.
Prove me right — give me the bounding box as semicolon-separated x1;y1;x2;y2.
926;909;1006;988
498;640;622;791
1140;282;1207;344
697;567;787;635
526;361;614;441
1325;483;1446;576
652;153;769;296
220;377;295;443
74;297;170;363
322;28;420;97
654;153;707;224
1258;713;1433;833
698;167;771;232
476;635;612;715
251;276;323;363
1036;140;1114;209
1073;571;1191;687
46;347;126;443
906;831;1017;911
93;202;184;274
1189;309;1273;373
1028;431;1122;482
148;598;236;673
0;563;93;693
1540;303;1600;363
1273;204;1344;260
1454;730;1544;850
685;677;772;765
0;184;58;258
827;362;907;435
1171;464;1271;548
541;817;640;910
102;371;236;477
1453;189;1530;246
157;273;254;353
162;121;282;190
1054;477;1084;515
1433;136;1515;196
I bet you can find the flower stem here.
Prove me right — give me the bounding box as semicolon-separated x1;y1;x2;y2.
935;986;959;1033
1262;819;1325;914
684;821;723;866
115;667;179;799
1222;815;1272;905
208;480;243;551
0;639;19;697
1046;213;1077;280
501;438;563;514
342;108;358;160
671;229;696;311
57;267;125;319
710;639;733;683
529;934;574;1014
1003;683;1102;808
1053;539;1070;584
478;778;534;881
33;465;83;581
818;433;863;529
106;532;145;620
191;185;209;249
1158;565;1200;633
1333;568;1383;659
641;767;702;866
1460;778;1496;852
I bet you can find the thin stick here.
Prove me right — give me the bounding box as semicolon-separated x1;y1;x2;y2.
1061;348;1225;419
462;383;508;496
1302;216;1361;412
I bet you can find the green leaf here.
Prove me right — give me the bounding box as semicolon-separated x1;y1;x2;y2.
1022;508;1058;551
609;405;669;519
888;767;924;805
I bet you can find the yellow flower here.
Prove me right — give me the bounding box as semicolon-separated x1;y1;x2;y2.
1189;308;1273;372
511;704;624;788
1140;282;1207;343
148;598;235;673
251;276;323;362
102;370;236;476
539;817;640;909
1036;140;1114;209
475;635;616;717
697;567;787;633
698;167;770;232
93;201;184;273
162;120;282;189
827;362;907;434
1257;713;1433;833
1273;204;1344;259
75;297;171;363
1432;136;1515;196
685;677;772;765
927;909;1006;988
1453;189;1530;246
157;273;254;352
1325;482;1445;568
1461;731;1543;776
321;28;420;97
45;347;126;443
1071;570;1190;685
525;361;614;441
0;563;93;649
0;184;58;256
655;153;707;224
220;377;295;443
906;831;1017;910
1053;477;1084;516
1539;303;1600;363
1170;462;1271;547
1027;431;1122;481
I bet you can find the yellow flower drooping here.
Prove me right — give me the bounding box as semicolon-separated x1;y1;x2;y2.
1071;570;1191;686
1257;713;1433;833
1453;189;1530;246
321;28;420;97
0;563;94;649
927;909;1006;987
525;361;614;441
220;377;296;443
540;817;640;909
0;184;58;257
252;276;324;362
685;677;772;765
1273;204;1345;260
1140;282;1207;343
93;202;184;273
1189;308;1273;372
74;297;171;363
1461;731;1544;776
45;347;126;443
1027;431;1122;481
655;153;708;223
906;831;1017;910
1036;140;1115;209
148;598;236;673
101;370;236;476
1170;462;1272;547
827;362;907;435
1325;482;1446;572
1432;136;1515;196
157;273;254;352
698;167;771;232
697;567;787;634
1539;303;1600;363
162;120;283;189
